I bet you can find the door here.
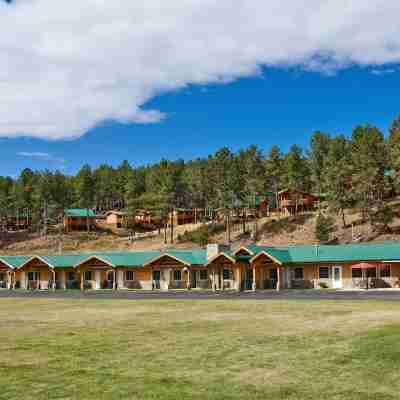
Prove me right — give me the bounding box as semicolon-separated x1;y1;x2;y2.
0;272;5;289
269;268;278;289
244;269;253;290
332;266;342;289
107;271;114;289
153;270;161;289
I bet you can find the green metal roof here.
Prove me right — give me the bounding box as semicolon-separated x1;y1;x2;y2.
2;243;400;270
252;242;400;264
64;209;96;217
0;255;31;269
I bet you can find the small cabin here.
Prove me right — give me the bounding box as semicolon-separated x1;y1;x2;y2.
278;189;318;215
63;209;97;232
3;213;32;231
168;209;196;226
135;210;161;229
105;211;127;228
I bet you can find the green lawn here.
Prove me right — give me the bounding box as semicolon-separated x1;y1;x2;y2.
1;299;400;399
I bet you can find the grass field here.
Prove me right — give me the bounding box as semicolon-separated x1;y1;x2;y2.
1;299;400;400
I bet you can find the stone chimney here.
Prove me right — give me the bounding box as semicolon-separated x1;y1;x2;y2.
206;243;231;260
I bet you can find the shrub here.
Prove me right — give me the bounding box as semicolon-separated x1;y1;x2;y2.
319;282;329;289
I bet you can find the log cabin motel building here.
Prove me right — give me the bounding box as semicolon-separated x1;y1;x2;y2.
1;243;400;291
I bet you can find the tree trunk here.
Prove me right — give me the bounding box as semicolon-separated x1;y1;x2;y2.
341;208;346;228
86;208;90;233
170;209;174;244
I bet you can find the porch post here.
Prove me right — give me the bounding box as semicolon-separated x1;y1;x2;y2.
7;271;11;290
20;270;26;289
52;269;56;291
276;266;281;292
212;268;216;292
12;271;16;289
113;269;116;290
236;265;241;292
80;270;84;291
60;270;66;290
252;264;256;291
220;266;224;291
187;268;191;290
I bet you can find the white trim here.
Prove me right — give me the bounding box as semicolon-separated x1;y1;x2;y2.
18;256;55;270
0;258;15;270
205;252;235;266
74;255;115;269
249;251;283;265
232;246;254;256
143;253;190;267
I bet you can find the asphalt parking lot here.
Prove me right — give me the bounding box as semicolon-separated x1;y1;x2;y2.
1;289;400;300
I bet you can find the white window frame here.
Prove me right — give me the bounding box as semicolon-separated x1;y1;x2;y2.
125;270;135;281
319;266;330;279
173;269;182;281
199;270;208;281
28;271;40;281
379;264;391;279
84;271;92;281
293;267;304;280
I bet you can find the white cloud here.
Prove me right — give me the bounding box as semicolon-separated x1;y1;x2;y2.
371;68;398;76
1;0;400;140
17;151;65;165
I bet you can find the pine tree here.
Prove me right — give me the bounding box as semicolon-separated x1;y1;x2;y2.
314;213;334;243
76;165;95;232
323;135;352;228
309;131;331;197
351;125;389;224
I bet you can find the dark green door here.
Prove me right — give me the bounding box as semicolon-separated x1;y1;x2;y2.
244;269;253;290
153;270;161;289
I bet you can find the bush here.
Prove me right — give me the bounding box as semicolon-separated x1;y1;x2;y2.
319;282;329;289
177;223;225;246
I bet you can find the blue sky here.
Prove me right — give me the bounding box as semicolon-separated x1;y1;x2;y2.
1;66;399;177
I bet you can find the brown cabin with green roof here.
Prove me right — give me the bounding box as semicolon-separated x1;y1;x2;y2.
63;208;97;232
3;242;400;292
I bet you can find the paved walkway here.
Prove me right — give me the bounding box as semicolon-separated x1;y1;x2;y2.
1;289;400;300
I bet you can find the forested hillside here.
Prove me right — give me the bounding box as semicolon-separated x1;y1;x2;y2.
1;115;400;237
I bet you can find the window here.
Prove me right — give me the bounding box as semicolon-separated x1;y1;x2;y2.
294;268;303;280
67;272;76;281
223;269;233;280
352;268;362;278
269;268;278;280
28;271;40;281
173;270;182;281
367;267;377;278
125;271;134;281
199;270;208;280
380;264;391;278
84;271;92;281
319;267;329;279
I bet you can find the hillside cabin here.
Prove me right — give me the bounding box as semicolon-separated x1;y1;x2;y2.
3;242;400;292
278;189;318;215
63;209;97;232
105;211;133;229
1;213;32;231
169;209;198;226
135;210;162;229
